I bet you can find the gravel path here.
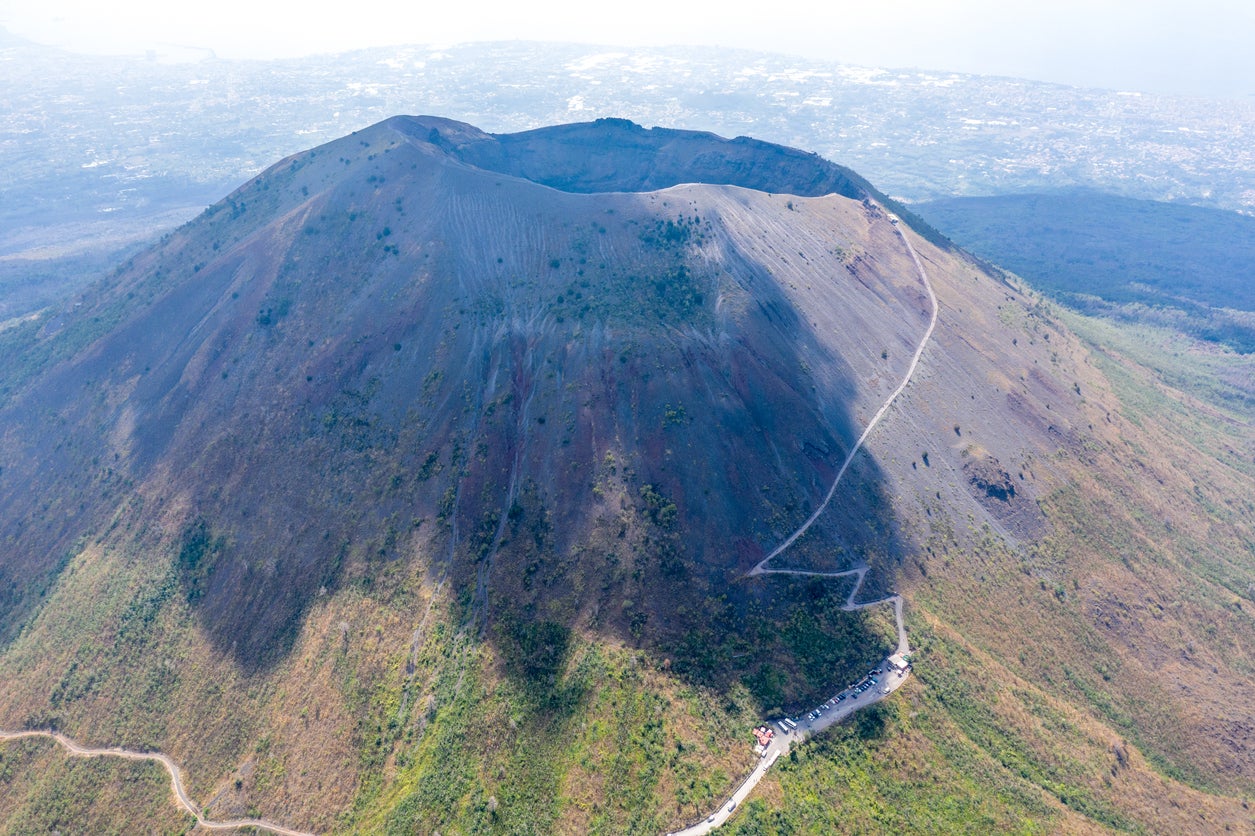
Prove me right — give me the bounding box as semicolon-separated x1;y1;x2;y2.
748;212;938;578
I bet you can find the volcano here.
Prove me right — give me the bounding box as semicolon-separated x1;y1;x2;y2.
0;117;1250;834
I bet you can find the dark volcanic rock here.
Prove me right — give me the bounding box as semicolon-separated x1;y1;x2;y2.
397;115;947;245
964;455;1017;502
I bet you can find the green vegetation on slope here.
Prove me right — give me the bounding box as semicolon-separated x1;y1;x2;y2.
729;688;1060;835
0;498;891;834
1060;310;1255;422
0;737;192;836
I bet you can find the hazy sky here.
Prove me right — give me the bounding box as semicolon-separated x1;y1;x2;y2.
2;0;1253;98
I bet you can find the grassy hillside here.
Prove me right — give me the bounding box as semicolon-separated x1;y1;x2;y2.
730;279;1255;834
0;737;191;835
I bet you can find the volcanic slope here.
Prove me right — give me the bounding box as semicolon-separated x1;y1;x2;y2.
0;117;1251;834
0;116;932;670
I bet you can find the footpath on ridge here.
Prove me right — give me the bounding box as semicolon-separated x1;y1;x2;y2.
670;210;936;836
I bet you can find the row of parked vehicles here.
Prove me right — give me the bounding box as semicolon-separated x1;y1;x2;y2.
768;665;891;735
804;667;885;722
850;667;883;695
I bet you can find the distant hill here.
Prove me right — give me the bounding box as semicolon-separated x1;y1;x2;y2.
916;191;1255;352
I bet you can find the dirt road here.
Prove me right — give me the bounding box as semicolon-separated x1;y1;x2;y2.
0;729;315;836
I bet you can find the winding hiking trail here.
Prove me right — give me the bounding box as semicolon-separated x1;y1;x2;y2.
670;213;935;836
0;729;315;836
748;213;939;580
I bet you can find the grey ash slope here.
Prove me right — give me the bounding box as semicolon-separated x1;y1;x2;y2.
0;116;944;678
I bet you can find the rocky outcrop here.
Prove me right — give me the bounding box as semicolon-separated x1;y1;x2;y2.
963;455;1017;502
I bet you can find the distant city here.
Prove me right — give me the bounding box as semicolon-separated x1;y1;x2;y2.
4;37;1254;227
3;33;1254;318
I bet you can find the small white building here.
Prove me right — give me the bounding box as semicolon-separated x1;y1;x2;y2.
887;652;911;672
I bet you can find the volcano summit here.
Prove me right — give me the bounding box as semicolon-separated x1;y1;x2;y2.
0;116;946;670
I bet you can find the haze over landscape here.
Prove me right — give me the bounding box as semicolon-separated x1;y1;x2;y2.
5;0;1255;98
0;5;1252;835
